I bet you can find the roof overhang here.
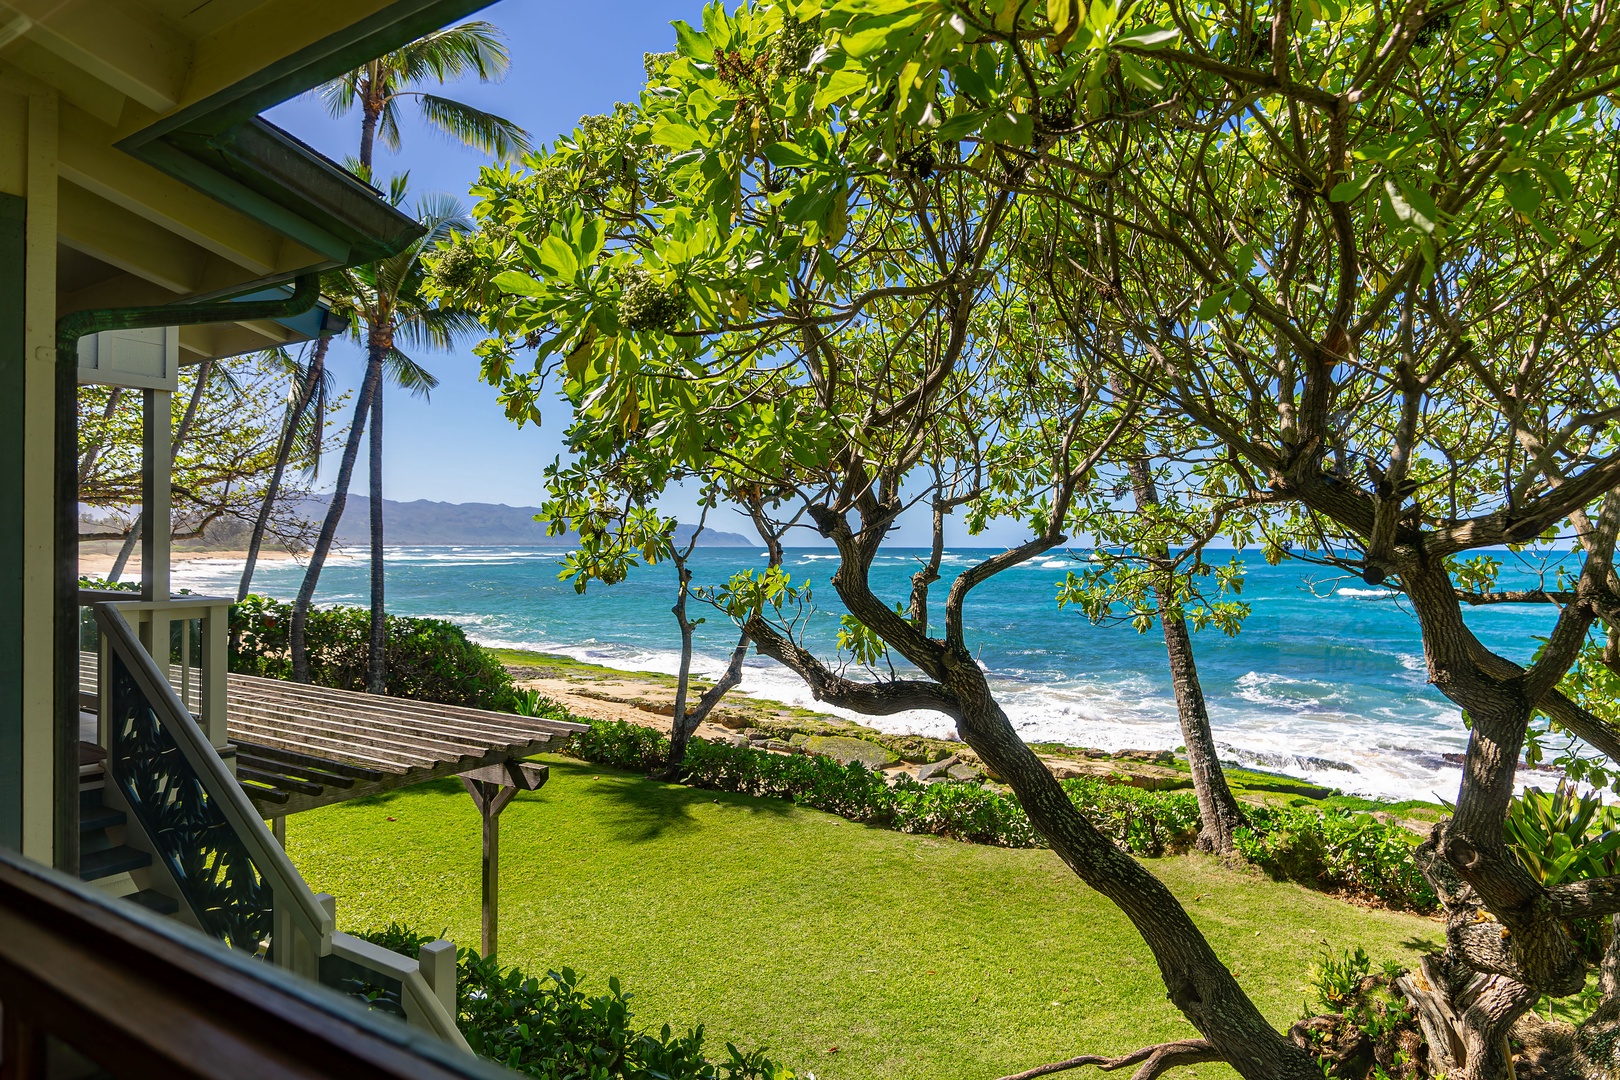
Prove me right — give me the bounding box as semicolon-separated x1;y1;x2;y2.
113;0;496;275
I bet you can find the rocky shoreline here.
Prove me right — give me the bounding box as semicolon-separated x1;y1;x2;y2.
496;647;1341;804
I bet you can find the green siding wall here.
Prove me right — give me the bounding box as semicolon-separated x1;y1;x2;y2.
0;192;23;851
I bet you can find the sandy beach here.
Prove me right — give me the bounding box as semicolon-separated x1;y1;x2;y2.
78;547;302;580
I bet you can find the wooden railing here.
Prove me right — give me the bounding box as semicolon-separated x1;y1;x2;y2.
0;847;507;1080
81;590;231;749
87;601;470;1051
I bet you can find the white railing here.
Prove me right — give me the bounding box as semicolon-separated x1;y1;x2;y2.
91;602;466;1051
105;594;231;749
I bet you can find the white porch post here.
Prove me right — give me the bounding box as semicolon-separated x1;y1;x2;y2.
139;388;171;662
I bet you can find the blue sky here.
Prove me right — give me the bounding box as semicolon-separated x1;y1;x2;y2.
266;1;703;510
265;2;1028;547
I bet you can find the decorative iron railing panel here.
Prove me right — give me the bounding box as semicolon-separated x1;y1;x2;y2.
106;646;273;953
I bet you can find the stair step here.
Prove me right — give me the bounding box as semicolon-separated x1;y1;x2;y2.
124;889;179;916
79;845;150;881
80;802;125;833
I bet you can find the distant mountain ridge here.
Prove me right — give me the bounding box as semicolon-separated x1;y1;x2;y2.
296;495;755;548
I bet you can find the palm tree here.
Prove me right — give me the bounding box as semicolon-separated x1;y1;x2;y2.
289;192;475;690
317;20;529;173
236;339;334;600
287;23;528;690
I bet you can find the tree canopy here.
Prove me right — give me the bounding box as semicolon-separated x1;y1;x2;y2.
443;0;1620;1073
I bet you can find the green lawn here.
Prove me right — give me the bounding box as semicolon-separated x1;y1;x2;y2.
286;757;1442;1080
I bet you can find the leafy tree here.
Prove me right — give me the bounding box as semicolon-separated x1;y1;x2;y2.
443;9;1261;1077
805;0;1620;1072
453;0;1620;1074
78;353;343;575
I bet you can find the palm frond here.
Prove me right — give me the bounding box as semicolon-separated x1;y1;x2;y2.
378;99;404;154
394;22;511;85
394;306;483;352
383;346;439;399
413;94;530;160
315;70;362;116
386;172;411;208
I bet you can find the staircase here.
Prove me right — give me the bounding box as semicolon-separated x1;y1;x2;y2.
77;743;178;917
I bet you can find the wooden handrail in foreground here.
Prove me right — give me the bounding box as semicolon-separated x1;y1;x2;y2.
93;602;334;959
0;848;509;1079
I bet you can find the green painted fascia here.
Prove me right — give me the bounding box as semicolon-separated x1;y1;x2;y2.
126;1;497;143
133;138;351;264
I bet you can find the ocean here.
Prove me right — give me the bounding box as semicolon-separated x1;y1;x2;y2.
173;545;1571;803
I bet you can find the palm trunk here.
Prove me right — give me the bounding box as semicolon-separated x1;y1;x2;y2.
1124;458;1247;854
239;337;329;601
174;359;213;445
291;354;380;683
359;67;380;172
366;366;385;694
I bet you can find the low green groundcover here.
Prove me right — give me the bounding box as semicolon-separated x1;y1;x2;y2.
289;758;1441;1080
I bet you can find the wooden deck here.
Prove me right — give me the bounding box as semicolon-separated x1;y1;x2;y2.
82;657;587;815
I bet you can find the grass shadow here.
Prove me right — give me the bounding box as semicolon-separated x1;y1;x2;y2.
540;757;796;844
1399;934;1445;955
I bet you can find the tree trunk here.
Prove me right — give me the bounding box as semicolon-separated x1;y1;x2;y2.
659;507;784;780
291;354;380;683
748;502;1325;1078
239;336;329;601
941;656;1323;1079
366;364;385;695
174;359;213;446
107;519;140;583
78;387;123;486
663;552;698;776
1123;458;1247;854
359;67;380;172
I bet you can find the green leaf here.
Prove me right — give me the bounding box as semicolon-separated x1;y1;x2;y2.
1117;55;1164;92
672;19;713;61
763;141;817;168
935;108;988;140
491;271;546;297
1502;170;1542;215
1194;291;1228;319
981;109;1034;145
1383;179;1437;234
1329;172;1376;202
652;121;703;151
1113;24;1180;48
1048;0;1073;33
842;12;924;58
1530;159;1574;201
814;69;868;111
540;235;579;279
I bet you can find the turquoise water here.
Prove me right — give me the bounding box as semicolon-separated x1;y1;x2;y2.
174;546;1568;801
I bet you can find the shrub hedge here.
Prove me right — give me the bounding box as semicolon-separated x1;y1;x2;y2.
561;717;1444;908
354;925;794;1079
563;718;1198;857
229;595;519;711
1233;805;1437;911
